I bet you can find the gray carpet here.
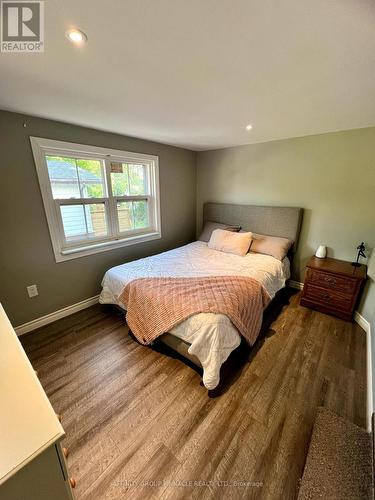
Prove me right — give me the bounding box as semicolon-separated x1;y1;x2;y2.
298;407;374;499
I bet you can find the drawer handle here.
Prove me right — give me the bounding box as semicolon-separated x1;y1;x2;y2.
63;447;69;458
56;413;62;423
326;277;336;285
321;293;330;301
69;477;77;489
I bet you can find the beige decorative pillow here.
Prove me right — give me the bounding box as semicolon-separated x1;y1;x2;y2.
208;229;253;256
250;233;294;261
198;221;241;242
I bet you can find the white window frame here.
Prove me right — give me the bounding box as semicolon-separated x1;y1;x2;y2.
30;137;161;262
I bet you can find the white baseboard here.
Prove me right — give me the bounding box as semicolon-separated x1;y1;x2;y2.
15;295;100;336
355;312;373;432
288;280;373;430
354;310;370;333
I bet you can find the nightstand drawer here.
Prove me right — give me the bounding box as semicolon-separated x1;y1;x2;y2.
303;283;352;311
307;269;357;294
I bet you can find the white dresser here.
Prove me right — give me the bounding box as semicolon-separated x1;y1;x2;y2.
0;305;75;500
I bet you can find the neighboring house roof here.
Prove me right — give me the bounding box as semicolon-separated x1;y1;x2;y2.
47;160;102;183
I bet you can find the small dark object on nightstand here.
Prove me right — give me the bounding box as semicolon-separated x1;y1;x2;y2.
352;242;366;267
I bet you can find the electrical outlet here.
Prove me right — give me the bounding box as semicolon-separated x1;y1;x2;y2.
27;284;38;298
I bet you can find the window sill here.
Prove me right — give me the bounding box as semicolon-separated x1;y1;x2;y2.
55;231;161;262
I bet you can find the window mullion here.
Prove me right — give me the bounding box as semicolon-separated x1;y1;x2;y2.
82;204;89;235
113;195;150;201
75;158;84;198
104;158;118;237
56;197;107;205
126;164;131;195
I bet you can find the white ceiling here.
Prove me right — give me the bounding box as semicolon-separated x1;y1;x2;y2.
0;0;374;151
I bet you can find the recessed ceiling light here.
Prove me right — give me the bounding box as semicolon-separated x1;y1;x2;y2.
246;124;253;131
66;29;87;44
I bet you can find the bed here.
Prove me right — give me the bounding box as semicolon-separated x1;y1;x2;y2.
100;203;303;390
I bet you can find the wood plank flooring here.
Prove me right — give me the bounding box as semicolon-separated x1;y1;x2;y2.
20;291;367;500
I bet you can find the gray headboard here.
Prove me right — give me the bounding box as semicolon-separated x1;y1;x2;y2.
203;202;303;251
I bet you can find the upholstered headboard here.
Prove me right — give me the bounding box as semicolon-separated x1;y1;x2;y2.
203;202;303;251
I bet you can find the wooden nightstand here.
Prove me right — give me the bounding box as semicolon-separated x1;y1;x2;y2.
300;256;367;321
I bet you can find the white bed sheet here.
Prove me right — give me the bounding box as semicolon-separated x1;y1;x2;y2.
99;241;290;389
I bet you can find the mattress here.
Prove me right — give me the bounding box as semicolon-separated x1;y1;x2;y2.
100;241;290;389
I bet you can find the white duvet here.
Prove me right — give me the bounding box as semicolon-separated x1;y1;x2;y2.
99;241;290;389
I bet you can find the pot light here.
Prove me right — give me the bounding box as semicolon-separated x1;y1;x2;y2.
66;29;87;44
246;124;253;131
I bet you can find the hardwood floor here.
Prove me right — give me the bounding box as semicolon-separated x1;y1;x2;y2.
20;291;367;500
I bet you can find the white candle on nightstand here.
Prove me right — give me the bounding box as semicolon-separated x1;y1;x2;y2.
315;245;327;259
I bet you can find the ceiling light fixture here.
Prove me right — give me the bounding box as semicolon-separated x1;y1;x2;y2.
246;124;253;131
66;28;88;44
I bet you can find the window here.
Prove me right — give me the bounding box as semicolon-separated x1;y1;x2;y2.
31;137;161;262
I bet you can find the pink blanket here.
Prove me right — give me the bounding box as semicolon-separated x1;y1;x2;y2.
118;276;271;346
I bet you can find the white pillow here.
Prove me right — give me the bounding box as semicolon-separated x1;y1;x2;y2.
208;229;253;256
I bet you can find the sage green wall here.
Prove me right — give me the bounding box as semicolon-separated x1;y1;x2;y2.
196;127;375;322
0;110;197;326
370;287;375;406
